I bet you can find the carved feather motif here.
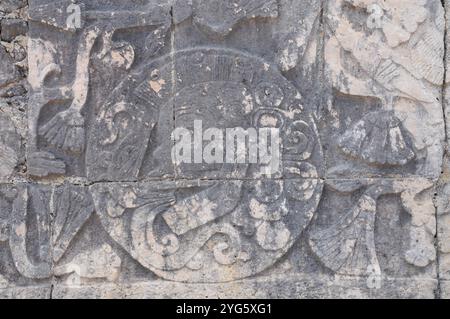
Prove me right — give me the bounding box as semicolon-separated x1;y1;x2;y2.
53;185;95;263
338;111;416;166
309;195;379;276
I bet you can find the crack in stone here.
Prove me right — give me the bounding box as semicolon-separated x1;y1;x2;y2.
436;0;449;300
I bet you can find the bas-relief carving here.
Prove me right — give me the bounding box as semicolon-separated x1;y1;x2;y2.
0;274;7;289
0;184;52;280
0;113;20;181
54;244;122;284
309;179;436;279
85;47;323;181
324;0;445;179
90;178;322;282
26;0;322;181
306;0;443;283
11;177;431;286
86;46;324;282
274;0;322;73
15;0;325;285
27;1;172;177
0;183;118;284
173;0;279;38
0;0;442;296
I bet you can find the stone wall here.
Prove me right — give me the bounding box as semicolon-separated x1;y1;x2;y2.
0;0;449;299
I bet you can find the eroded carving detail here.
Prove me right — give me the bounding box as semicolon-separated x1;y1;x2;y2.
326;0;445;176
174;0;279;38
0;114;20;180
54;244;122;284
10;0;442;296
6;185;52;279
338;111;416;166
86;48;323;282
309;179;436;279
27;2;172;177
53;184;95;263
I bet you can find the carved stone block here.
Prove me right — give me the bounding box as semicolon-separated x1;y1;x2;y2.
0;184;52;289
0;113;20;182
0;0;447;298
323;0;445;179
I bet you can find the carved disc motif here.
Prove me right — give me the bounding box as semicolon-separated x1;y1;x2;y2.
89;48;324;282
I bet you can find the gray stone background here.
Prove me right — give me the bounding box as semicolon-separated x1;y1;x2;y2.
0;0;450;299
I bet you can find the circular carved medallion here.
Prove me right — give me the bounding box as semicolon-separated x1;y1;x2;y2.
89;48;324;282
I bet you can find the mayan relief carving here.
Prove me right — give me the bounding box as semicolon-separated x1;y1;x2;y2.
0;184;52;280
324;0;445;179
309;179;436;281
173;0;279;38
0;0;449;299
0;114;20;181
305;0;444;285
27;1;172;178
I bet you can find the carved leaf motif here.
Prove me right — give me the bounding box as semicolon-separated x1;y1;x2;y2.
53;185;95;263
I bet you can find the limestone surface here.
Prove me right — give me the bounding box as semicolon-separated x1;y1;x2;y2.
0;0;449;299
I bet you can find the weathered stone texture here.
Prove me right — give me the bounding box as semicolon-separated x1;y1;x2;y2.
0;0;450;299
